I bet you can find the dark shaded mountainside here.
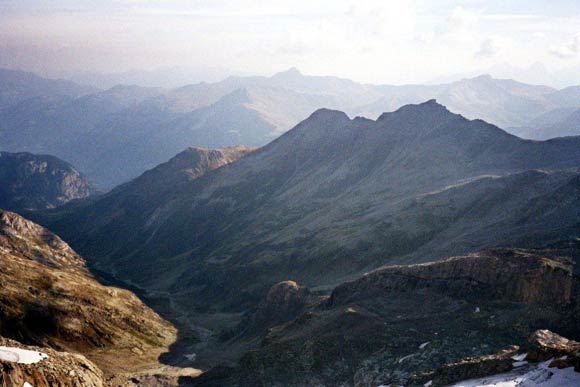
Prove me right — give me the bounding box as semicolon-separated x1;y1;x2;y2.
0;151;96;211
189;249;580;386
0;209;200;386
40;100;580;316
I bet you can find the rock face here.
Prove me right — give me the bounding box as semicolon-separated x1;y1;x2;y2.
438;330;580;386
527;330;580;367
0;337;104;387
0;209;178;380
202;249;580;386
426;346;520;386
0;151;96;211
329;249;579;310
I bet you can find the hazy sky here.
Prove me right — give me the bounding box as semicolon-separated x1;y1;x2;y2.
1;0;579;84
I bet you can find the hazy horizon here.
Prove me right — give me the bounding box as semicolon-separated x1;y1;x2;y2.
2;1;580;87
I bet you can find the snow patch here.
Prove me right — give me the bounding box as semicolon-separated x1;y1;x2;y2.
398;353;416;364
511;353;527;361
419;342;430;350
23;383;34;387
451;359;580;386
0;346;48;364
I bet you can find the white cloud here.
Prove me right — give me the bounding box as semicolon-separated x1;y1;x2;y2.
447;6;480;30
475;38;501;59
550;34;580;59
1;1;580;84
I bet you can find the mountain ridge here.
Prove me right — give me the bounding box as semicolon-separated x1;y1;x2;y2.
2;68;580;187
37;102;580;322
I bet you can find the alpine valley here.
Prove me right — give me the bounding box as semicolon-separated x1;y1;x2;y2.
1;68;580;387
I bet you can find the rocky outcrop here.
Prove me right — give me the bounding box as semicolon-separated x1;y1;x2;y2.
202;249;580;386
527;330;580;370
329;249;579;310
425;330;580;386
0;337;105;387
421;346;520;386
0;151;96;211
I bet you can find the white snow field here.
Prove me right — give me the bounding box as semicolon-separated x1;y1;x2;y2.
0;346;48;364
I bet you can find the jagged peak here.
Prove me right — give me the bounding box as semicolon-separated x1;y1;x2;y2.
272;67;303;78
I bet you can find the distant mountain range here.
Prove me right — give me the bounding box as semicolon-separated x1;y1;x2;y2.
1;67;579;188
0;68;96;110
38;101;580;320
0;151;96;211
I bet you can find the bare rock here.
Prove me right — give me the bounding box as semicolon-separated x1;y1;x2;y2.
0;337;104;387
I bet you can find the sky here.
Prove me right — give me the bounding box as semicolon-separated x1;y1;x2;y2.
1;0;579;85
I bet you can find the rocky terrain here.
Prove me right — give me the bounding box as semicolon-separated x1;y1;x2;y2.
0;151;96;211
187;249;580;386
0;336;105;387
0;209;199;384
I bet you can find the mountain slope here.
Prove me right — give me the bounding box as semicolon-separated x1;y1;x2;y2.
39;102;580;318
0;68;96;110
533;108;580;139
0;209;186;381
0;151;96;211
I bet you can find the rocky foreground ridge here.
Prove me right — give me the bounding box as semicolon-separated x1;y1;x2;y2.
0;336;104;387
0;209;199;385
188;248;580;386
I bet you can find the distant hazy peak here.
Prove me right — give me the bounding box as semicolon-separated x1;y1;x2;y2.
467;73;494;81
272;67;303;79
217;87;253;104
